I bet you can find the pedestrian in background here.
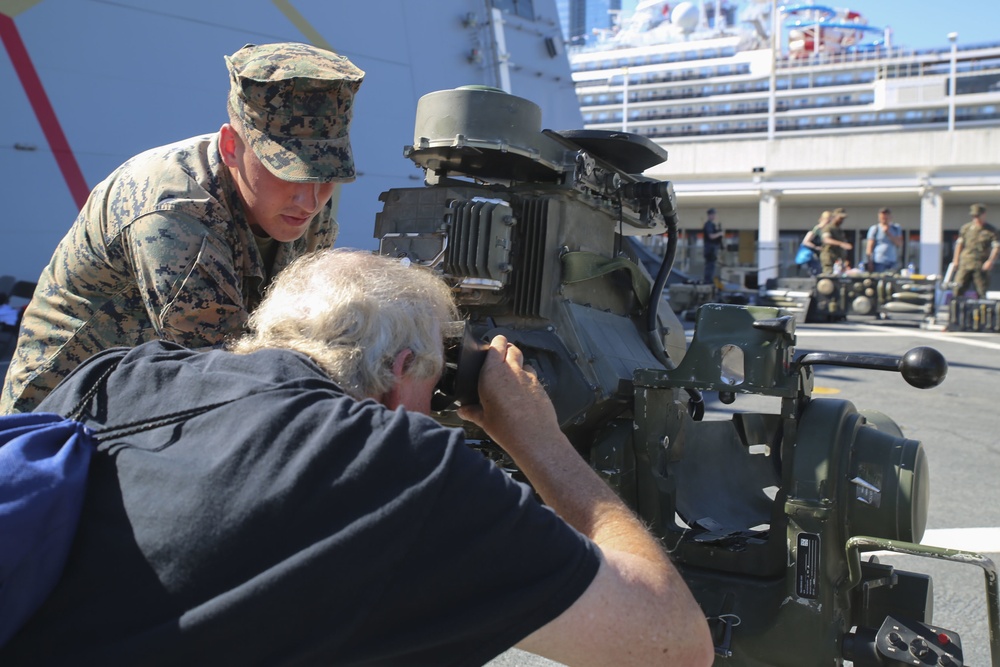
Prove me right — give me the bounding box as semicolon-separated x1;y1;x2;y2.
702;208;724;284
795;210;830;276
820;208;852;275
865;207;903;273
952;203;999;298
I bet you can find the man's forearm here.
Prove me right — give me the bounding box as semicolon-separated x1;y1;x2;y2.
506;430;668;564
467;336;714;667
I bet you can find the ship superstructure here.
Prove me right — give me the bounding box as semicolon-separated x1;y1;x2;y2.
567;1;1000;282
573;1;999;141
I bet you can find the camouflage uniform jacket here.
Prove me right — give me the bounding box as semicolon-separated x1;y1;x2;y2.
956;220;999;269
1;134;337;414
820;224;848;265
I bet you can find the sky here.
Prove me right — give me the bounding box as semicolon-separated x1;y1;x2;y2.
840;0;998;50
620;0;998;50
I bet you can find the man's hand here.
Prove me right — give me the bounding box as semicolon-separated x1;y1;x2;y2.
457;335;563;456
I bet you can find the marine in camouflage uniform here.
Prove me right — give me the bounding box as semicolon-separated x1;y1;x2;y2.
952;203;999;299
819;208;852;274
1;43;364;414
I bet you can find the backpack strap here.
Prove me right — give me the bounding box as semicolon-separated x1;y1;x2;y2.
64;356;240;441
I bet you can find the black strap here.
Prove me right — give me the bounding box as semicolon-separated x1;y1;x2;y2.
92;400;240;441
65;356;240;442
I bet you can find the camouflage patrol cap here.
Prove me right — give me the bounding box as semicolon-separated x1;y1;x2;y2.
970;203;987;216
226;42;365;183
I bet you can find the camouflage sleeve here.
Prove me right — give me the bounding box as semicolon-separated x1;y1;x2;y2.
122;212;248;349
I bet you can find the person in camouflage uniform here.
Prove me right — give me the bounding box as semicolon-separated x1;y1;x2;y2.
951;203;999;299
820;208;853;274
0;43;365;414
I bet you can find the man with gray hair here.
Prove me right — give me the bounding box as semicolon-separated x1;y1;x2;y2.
2;42;364;414
2;249;713;666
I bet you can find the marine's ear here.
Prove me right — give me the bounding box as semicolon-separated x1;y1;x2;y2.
218;123;240;168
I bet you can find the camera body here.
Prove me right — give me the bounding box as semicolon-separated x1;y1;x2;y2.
374;87;992;666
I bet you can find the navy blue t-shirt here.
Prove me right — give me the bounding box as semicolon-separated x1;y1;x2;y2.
2;341;600;666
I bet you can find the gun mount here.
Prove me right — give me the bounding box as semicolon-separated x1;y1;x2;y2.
374;86;999;666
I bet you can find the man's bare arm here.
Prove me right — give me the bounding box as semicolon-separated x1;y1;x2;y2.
458;336;714;667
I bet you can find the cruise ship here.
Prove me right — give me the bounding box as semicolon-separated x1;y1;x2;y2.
568;1;1000;284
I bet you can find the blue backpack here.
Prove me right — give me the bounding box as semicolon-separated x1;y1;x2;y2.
0;412;95;646
0;369;236;647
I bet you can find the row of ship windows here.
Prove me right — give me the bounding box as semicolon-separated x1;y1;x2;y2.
581;70;877;96
581;93;872;112
577;55;997;89
585;105;999;136
582;75;999;108
575;46;740;71
572;43;998;73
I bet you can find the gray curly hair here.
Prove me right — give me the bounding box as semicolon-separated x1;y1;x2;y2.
231;249;457;399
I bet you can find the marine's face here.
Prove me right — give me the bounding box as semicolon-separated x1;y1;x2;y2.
221;124;336;242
